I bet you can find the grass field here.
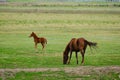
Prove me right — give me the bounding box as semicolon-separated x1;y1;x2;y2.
0;2;120;79
0;12;120;68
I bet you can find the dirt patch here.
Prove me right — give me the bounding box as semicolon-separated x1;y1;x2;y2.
0;66;120;75
0;66;120;79
64;66;120;75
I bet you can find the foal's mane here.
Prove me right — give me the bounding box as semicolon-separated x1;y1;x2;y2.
32;32;38;38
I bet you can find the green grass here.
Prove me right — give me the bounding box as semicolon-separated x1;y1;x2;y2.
0;12;120;68
0;4;120;80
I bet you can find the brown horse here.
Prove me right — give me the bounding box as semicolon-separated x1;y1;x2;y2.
29;32;47;50
63;38;97;65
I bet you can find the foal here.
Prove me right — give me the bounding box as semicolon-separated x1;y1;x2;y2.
63;38;97;65
29;32;47;50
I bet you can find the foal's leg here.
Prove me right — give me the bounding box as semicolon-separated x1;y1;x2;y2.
41;43;46;53
35;43;37;49
75;52;78;64
68;51;72;64
41;43;45;50
35;43;38;52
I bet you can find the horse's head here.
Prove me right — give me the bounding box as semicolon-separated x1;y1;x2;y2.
29;32;34;37
63;51;68;64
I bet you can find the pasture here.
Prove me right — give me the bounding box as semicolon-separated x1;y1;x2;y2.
0;12;120;68
0;2;120;79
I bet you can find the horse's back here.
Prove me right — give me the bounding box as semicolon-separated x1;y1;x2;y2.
77;38;87;49
69;38;79;51
39;37;47;44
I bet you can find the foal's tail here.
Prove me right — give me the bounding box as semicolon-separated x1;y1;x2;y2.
45;39;47;44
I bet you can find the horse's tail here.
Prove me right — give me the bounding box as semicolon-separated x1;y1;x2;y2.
85;40;97;49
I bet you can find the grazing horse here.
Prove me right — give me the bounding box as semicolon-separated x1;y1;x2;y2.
29;32;47;50
63;38;97;65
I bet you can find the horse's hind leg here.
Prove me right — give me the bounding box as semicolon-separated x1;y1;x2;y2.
80;49;85;65
41;43;45;50
75;52;78;64
41;43;46;54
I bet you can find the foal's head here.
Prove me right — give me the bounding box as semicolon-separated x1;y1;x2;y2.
29;32;35;37
63;51;69;64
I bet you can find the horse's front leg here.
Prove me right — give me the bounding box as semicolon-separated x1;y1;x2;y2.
35;43;37;49
34;43;38;52
68;51;72;64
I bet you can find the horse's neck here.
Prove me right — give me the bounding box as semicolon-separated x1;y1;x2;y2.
33;34;38;39
65;49;69;55
64;43;70;55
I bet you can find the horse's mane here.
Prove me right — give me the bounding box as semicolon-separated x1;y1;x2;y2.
64;38;77;54
64;42;70;55
32;32;38;38
65;43;70;51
